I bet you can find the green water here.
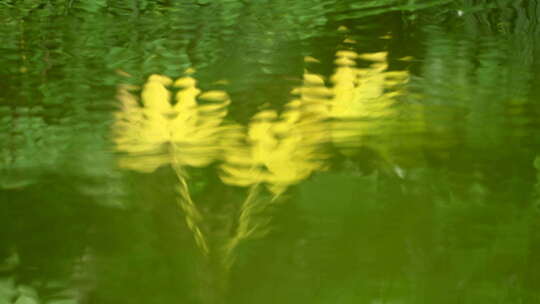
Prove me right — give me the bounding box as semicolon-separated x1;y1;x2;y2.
2;0;540;303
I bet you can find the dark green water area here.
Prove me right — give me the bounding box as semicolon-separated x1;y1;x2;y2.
2;0;540;303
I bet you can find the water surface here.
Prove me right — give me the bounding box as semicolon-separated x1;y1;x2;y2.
1;1;540;303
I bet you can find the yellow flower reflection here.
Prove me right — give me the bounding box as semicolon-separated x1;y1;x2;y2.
113;74;230;172
113;73;231;255
218;48;410;195
220;111;326;196
110;37;415;298
218;71;333;269
329;49;409;155
220;72;332;197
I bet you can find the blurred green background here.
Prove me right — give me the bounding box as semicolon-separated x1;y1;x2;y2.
1;0;540;303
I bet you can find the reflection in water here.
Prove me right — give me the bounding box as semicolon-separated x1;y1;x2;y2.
219;89;330;197
219;70;333;269
329;49;410;165
219;45;411;270
113;72;231;255
111;41;412;301
2;1;540;303
220;46;411;195
113;74;230;173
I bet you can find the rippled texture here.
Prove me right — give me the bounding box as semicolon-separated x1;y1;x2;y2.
2;1;540;304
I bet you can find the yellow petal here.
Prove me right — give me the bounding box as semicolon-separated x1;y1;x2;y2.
304;56;320;63
336;50;358;59
174;76;197;88
142;76;172;112
334;57;356;66
303;73;326;86
358;52;388;62
198;90;230;102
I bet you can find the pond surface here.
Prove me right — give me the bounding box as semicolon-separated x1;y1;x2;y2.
1;1;540;303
